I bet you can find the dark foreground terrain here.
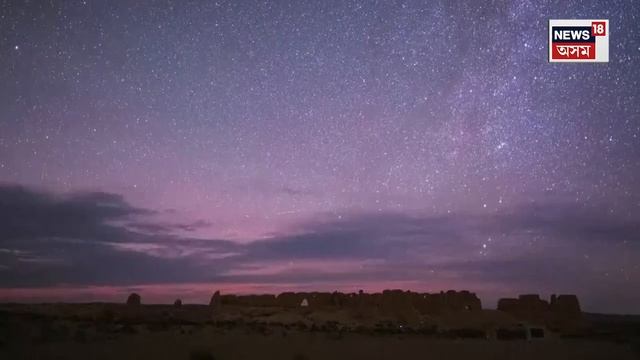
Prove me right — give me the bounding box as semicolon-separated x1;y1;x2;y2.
0;303;638;360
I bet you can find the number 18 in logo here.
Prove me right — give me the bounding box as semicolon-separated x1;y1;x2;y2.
592;21;606;36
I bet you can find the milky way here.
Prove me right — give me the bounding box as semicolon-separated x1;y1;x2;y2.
0;1;639;313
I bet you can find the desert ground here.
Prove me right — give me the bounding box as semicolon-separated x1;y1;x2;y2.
0;301;639;360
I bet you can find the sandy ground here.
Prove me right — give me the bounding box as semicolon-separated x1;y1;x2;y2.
0;304;638;359
3;327;638;360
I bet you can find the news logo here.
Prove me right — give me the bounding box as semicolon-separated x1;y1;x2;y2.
549;19;609;62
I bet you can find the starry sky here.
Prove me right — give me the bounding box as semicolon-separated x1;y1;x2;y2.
0;1;639;313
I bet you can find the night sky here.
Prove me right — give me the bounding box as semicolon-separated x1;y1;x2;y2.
1;1;639;313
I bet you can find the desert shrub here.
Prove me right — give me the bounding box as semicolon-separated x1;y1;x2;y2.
444;328;486;339
189;348;215;360
352;310;366;320
33;325;49;342
417;324;438;336
74;329;87;343
98;308;116;323
146;321;169;332
37;322;63;342
119;323;137;334
496;327;527;340
0;310;8;323
249;322;270;335
324;321;339;331
300;308;312;316
218;320;237;329
530;327;545;338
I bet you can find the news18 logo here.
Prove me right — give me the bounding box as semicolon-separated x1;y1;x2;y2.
549;19;609;62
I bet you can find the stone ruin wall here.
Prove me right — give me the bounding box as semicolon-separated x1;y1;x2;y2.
209;289;482;315
497;294;583;332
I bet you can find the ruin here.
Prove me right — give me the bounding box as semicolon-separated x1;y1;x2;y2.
117;289;589;338
497;293;584;333
202;289;482;316
209;290;222;308
126;293;141;306
497;294;549;324
113;289;586;338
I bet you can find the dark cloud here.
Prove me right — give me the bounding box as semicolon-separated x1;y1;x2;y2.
126;219;213;234
0;184;234;287
0;184;147;242
0;184;638;312
279;186;314;197
491;201;640;244
244;203;638;264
